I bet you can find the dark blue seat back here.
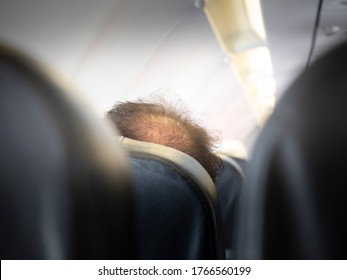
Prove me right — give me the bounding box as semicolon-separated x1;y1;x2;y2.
0;45;134;259
121;137;225;259
214;154;243;259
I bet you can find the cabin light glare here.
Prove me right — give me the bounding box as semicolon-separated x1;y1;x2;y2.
218;140;248;159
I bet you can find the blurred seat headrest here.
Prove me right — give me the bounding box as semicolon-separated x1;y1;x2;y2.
236;41;347;259
0;44;134;259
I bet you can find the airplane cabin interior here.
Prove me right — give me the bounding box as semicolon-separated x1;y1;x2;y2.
1;0;347;260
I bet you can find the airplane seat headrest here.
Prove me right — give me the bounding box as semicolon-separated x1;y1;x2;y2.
0;45;134;259
235;41;347;259
120;137;225;259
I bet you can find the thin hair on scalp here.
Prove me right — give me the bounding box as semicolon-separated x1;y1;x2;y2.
105;98;223;180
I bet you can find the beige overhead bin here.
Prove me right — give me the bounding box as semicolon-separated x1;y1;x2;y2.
203;0;276;124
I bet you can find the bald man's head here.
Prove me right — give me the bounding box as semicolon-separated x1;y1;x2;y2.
106;100;222;180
